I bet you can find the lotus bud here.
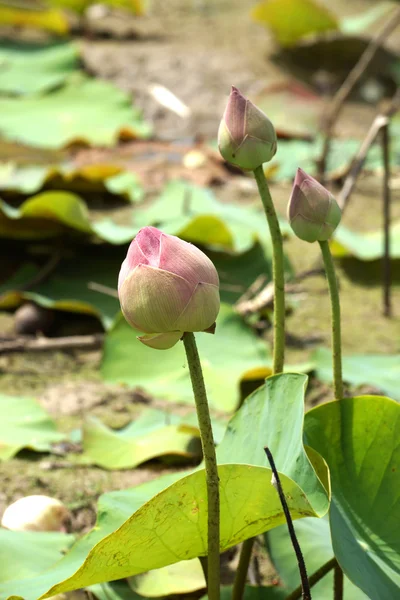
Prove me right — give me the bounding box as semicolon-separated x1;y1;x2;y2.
1;495;71;532
118;226;220;350
218;86;277;170
288;168;341;243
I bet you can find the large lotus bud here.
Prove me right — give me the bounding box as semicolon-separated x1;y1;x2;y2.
1;495;71;532
288;168;341;243
218;86;277;170
118;227;220;349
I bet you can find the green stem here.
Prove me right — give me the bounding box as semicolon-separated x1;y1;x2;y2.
253;165;285;374
232;538;255;600
232;167;286;600
182;332;220;600
318;241;344;400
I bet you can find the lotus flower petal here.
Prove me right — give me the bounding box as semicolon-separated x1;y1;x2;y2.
138;331;183;350
176;282;220;332
159;233;219;287
120;264;192;333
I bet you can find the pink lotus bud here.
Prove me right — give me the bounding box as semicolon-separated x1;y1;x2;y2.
218;86;277;170
288;168;341;243
118;227;220;349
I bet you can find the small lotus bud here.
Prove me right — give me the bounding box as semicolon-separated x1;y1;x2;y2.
218;86;277;170
118;227;220;350
288;168;341;243
1;495;71;532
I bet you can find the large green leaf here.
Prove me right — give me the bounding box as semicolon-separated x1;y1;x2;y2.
20;464;324;599
252;0;338;47
0;42;79;96
102;304;271;412
217;373;330;516
0;75;151;149
313;347;400;402
332;222;400;260
0;472;183;600
268;517;367;598
76;409;201;470
0;393;65;461
0;529;75;584
304;395;400;600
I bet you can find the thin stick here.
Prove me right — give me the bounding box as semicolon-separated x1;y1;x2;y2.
381;123;392;317
18;248;62;291
182;332;220;600
338;90;400;211
0;334;104;354
285;558;337;600
264;447;311;600
318;6;400;179
88;282;119;298
253;165;285;373
318;241;343;400
334;564;344;600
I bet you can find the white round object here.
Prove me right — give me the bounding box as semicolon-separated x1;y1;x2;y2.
1;495;70;532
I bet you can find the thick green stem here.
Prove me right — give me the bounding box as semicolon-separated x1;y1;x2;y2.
253;165;285;373
319;241;344;400
232;167;286;600
183;332;220;600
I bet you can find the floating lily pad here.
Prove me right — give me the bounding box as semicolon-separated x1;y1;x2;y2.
128;559;205;596
76;409;201;470
252;0;338;47
332;222;400;260
102;304;271;412
304;395;400;600
0;42;80;96
0;75;151;149
132;179;283;254
0;393;65;461
313;347;400;401
0;192;138;242
0;251;122;329
0;162;144;203
0;5;69;35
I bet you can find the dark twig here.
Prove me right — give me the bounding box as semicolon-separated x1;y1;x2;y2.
334;564;344;600
264;447;311;600
17;246;62;291
318;6;400;180
0;334;104;354
381;123;392;317
338;89;400;211
285;558;338;600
